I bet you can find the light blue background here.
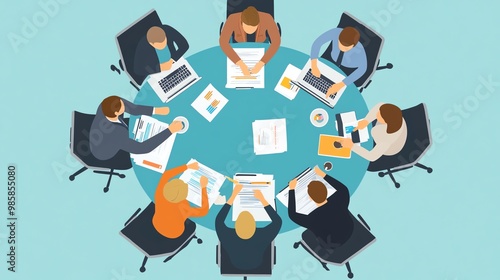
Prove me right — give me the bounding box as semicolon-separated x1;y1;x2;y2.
0;0;499;279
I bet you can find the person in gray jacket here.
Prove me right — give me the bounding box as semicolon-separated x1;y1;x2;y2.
89;95;182;161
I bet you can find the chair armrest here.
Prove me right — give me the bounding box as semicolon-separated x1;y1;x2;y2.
357;214;371;231
274;246;277;265
216;245;219;266
124;208;141;227
219;22;224;35
277;22;282;36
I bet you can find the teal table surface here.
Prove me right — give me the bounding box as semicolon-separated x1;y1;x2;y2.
130;43;371;233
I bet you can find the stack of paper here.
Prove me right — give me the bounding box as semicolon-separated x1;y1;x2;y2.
252;118;287;155
336;111;369;143
274;64;301;100
226;48;265;89
232;173;276;222
276;168;336;215
179;159;226;209
131;115;176;173
191;84;228;122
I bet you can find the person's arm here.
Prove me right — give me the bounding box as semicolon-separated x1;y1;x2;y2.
133;38;160;76
219;15;241;64
341;48;367;86
118;128;172;155
351;135;392;162
164;25;189;61
259;15;281;64
262;205;282;236
121;98;154;116
215;203;233;238
186;186;209;217
287;190;311;228
310;28;341;59
154;164;188;200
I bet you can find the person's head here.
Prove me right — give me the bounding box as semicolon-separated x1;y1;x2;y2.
307;181;328;205
235;211;256;239
338;27;360;52
241;6;260;34
101;96;124;118
162;179;189;203
377;104;403;133
147;26;167;50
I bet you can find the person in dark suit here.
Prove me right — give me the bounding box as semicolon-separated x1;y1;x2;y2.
133;25;189;77
216;184;282;270
89;96;182;161
288;166;353;248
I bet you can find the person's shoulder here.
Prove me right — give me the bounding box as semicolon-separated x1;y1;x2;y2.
226;13;240;23
259;11;274;21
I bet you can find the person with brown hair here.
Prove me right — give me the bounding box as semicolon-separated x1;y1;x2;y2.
341;103;407;162
89;96;183;161
288;166;353;248
133;24;189;77
310;26;367;98
219;6;281;76
215;184;282;270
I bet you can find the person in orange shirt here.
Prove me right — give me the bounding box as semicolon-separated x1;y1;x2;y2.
152;161;209;239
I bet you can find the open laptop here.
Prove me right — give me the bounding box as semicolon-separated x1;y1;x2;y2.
147;57;201;103
292;59;346;108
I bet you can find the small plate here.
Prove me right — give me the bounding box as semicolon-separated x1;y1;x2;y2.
310;108;329;128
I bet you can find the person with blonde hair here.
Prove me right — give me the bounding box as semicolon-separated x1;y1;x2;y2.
152;161;209;239
215;184;282;270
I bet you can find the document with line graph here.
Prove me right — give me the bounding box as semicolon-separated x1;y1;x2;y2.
179;158;226;208
191;83;228;122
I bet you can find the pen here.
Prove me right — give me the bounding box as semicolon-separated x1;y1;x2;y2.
225;176;270;185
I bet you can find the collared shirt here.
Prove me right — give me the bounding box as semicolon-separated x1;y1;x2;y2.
155;46;172;64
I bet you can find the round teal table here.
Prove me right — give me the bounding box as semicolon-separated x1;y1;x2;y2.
130;43;371;233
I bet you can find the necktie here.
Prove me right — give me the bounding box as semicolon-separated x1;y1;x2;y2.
336;51;344;66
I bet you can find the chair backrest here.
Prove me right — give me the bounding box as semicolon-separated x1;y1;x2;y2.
115;9;162;87
226;0;275;18
397;103;432;167
321;12;384;88
219;241;274;275
70;111;97;167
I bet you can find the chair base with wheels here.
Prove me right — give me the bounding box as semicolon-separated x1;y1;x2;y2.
120;203;203;273
69;167;127;193
292;213;375;279
375;162;433;189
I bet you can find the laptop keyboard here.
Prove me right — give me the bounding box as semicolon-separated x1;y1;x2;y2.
158;65;192;93
303;69;335;94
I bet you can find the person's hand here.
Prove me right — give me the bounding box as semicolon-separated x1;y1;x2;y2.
340;138;354;149
326;82;345;99
354;119;369;132
160;59;174;71
168;121;183;134
233;184;243;195
250;61;265;74
313;166;326;178
187;161;199;170
253;189;269;206
153;107;170;115
289;178;298;190
200;176;208;188
311;62;321;78
236;60;251;76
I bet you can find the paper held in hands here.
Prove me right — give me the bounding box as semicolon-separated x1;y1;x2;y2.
179;158;226;209
232;173;276;222
274;64;301;100
130;115;176;173
276;168;336;215
226;48;265;88
252;118;288;155
335;111;370;144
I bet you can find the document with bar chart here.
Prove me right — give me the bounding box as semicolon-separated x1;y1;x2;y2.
191;83;228;122
130;115;176;173
252;118;288;155
179;158;226;208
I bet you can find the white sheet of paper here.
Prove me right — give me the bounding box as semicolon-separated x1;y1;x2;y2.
130;115;176;173
179;159;226;208
252;118;287;155
191;84;228;122
337;111;369;143
226;48;265;88
274;64;301;100
276;168;336;215
232;174;276;222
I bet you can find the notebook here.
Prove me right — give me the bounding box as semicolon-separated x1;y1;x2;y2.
318;134;351;159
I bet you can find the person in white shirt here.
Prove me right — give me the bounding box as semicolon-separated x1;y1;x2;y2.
341;103;407;162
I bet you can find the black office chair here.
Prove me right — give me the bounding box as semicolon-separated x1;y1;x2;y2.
321;12;393;93
216;241;276;280
110;9;162;91
69;111;131;193
120;202;203;273
219;0;282;41
293;213;376;279
368;103;433;188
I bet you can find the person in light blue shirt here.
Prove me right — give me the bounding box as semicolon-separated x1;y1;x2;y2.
310;27;367;98
155;46;171;65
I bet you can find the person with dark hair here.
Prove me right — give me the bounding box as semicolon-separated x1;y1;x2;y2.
310;26;367;98
219;6;281;76
134;25;189;77
89;96;183;161
287;166;353;248
340;103;407;162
